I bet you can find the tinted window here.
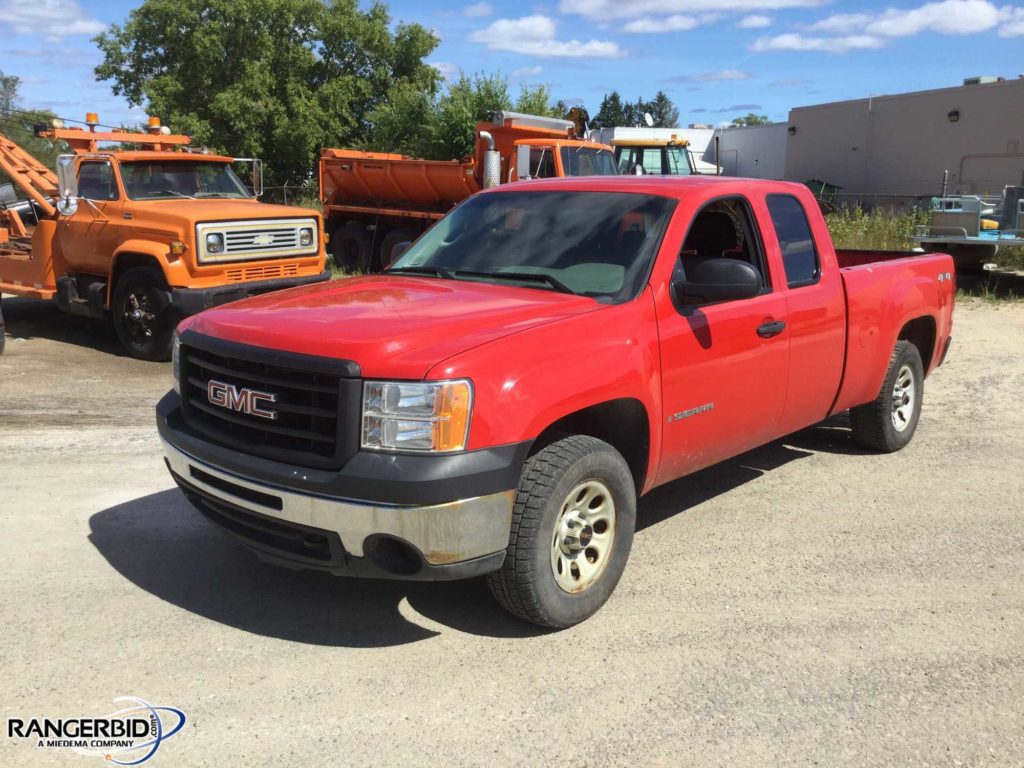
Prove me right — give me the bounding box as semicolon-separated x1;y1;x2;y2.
766;195;820;288
392;191;676;303
528;148;556;179
78;162;118;201
679;197;770;292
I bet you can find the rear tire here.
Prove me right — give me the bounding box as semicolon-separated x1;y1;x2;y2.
379;228;416;270
850;340;924;452
487;435;636;629
331;222;371;273
111;266;175;361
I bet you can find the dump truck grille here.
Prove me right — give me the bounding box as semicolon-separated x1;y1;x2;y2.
179;332;360;469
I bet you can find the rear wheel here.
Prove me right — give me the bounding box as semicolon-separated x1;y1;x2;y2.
487;435;636;628
379;228;416;270
850;340;924;452
331;222;371;273
111;266;175;361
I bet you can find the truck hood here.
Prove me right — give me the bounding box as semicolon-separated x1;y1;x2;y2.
182;275;601;378
130;199;318;232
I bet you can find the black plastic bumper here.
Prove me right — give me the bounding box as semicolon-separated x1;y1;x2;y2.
170;269;331;314
157;391;531;507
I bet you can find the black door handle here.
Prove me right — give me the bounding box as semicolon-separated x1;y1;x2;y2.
757;320;786;338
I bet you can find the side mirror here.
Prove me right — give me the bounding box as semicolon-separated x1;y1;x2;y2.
672;257;762;305
55;155;79;216
390;241;412;264
516;145;531;180
251;158;263;198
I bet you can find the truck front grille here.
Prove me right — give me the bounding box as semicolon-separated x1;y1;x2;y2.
179;332;360;469
196;217;319;264
224;263;300;282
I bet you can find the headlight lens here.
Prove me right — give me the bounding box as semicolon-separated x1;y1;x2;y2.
361;380;472;452
205;232;224;254
171;332;181;393
299;227;314;247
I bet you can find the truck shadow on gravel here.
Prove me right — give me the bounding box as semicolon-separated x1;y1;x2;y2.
1;296;123;356
88;420;869;647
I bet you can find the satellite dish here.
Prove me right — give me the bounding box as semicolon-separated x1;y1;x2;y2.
644;112;655;127
56;196;79;217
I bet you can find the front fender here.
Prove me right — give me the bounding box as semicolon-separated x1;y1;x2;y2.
426;293;663;490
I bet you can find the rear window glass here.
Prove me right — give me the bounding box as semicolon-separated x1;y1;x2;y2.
766;194;820;288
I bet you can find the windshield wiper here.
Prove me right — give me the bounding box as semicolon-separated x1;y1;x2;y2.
386;266;455;279
153;189;195;200
454;270;575;294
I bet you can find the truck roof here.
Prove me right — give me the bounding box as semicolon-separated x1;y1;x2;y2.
100;151;235;163
483;174;810;198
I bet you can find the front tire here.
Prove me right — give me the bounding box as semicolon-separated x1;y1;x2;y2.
487;435;636;629
111;266;175;361
850;340;924;452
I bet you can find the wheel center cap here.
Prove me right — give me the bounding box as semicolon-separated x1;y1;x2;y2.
560;512;591;553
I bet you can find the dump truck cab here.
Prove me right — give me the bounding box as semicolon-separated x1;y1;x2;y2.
0;115;328;360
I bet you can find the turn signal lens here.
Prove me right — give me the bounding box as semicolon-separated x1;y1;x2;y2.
169;241;187;256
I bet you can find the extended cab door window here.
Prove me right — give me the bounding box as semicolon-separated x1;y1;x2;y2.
78;161;119;201
676;198;771;294
766;195;820;288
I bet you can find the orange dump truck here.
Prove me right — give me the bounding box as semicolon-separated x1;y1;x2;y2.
0;115;328;360
320;111;617;271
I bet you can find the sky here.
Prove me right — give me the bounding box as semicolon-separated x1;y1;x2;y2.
1;0;1022;130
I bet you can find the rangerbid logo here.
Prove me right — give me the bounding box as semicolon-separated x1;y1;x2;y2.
7;696;186;765
207;379;279;420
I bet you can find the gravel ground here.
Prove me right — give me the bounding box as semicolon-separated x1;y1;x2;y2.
1;295;1022;767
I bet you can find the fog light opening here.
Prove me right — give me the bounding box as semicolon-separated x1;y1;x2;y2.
363;536;422;576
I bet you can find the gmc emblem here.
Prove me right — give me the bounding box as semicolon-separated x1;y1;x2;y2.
206;379;279;420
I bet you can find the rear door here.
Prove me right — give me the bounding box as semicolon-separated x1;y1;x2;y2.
654;194;790;484
758;192;846;435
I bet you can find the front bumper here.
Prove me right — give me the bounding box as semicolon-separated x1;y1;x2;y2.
158;393;527;580
170;268;331;314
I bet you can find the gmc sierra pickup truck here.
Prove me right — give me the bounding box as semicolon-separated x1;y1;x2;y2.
157;176;955;628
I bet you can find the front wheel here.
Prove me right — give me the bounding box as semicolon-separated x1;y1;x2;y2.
850;340;924;452
487;435;636;628
111;266;175;361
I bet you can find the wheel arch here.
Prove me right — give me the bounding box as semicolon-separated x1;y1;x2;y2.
530;398;651;494
897;315;937;374
108;245;170;305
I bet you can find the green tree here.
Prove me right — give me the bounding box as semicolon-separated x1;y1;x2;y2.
731;113;770;126
430;72;511;160
513;84;563;119
592;91;625;128
648;91;679;128
94;0;441;185
0;71;65;184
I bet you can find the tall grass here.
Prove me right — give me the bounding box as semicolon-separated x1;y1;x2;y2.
825;207;928;251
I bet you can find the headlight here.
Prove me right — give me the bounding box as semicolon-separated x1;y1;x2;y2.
361;380;472;453
205;232;224;254
171;332;182;393
299;227;314;247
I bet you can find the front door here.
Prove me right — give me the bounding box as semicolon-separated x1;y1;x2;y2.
58;160;125;275
654;196;790;485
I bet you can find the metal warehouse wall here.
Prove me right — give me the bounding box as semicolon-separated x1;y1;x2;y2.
701;123;788;179
783;78;1024;197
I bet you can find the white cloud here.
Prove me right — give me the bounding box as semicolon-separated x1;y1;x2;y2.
624;14;699;32
671;69;753;82
512;65;544;78
470;15;623;57
0;0;106;40
737;14;773;27
559;0;823;21
999;5;1024;36
430;61;460;79
805;0;1007;39
751;32;885;52
463;1;493;17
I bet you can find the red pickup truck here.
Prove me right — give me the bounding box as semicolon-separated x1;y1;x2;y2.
157;176;955;628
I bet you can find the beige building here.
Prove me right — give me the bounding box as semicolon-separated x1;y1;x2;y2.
783;77;1024;198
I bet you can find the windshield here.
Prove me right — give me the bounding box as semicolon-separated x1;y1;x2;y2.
560;147;619;177
390;190;676;303
121;161;251;200
665;146;694;175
